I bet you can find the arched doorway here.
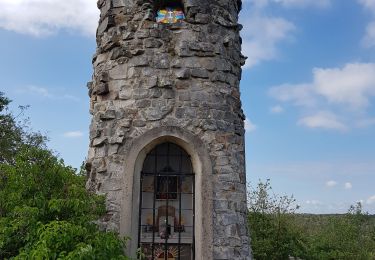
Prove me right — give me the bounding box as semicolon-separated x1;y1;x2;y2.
138;142;195;260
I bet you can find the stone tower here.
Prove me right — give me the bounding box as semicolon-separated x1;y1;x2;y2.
86;0;250;259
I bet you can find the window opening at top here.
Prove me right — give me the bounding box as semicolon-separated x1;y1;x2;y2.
155;0;185;24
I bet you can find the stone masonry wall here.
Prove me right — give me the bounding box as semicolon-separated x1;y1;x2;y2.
86;0;251;259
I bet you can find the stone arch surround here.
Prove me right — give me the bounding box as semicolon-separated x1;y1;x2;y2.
119;126;213;259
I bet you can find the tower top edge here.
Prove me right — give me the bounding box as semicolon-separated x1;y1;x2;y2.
97;0;243;14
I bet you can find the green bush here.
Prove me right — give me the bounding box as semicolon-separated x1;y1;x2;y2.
248;180;375;260
0;147;129;259
247;180;306;259
0;92;46;165
0;92;128;259
301;203;375;260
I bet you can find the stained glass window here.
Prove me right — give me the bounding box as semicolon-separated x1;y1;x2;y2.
139;143;194;260
156;8;185;24
155;0;185;24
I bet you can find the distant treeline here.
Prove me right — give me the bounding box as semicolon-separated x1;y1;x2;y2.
248;180;375;259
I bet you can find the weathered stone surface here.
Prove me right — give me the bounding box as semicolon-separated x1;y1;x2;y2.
94;82;109;95
191;68;209;78
99;110;116;120
87;0;251;259
142;103;174;121
109;64;127;80
144;38;163;48
119;89;132;100
195;13;210;24
175;68;191;79
130;56;149;67
93;137;107;147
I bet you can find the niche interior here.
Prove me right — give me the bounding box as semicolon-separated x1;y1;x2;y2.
155;0;185;24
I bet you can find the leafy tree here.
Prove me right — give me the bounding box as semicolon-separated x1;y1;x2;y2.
303;202;375;259
0;92;129;259
0;146;129;259
0;92;46;164
247;179;306;260
248;180;375;260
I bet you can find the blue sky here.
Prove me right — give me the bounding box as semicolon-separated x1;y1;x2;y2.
1;0;375;214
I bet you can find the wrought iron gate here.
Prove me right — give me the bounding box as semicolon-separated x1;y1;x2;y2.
138;143;195;260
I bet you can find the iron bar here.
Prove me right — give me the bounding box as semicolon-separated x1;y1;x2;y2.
138;175;143;252
152;148;158;260
178;147;183;260
193;175;195;259
138;142;195;260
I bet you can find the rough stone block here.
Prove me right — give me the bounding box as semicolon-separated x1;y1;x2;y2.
95;83;109;95
109;64;128;80
191;68;209;78
100;110;116;120
175;68;191;79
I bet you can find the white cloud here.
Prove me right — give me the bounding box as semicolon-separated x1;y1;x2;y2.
27;86;53;98
344;182;353;190
0;0;99;37
241;15;295;68
17;86;80;101
239;0;331;68
366;195;375;205
273;0;331;8
358;0;375;10
272;63;375;109
362;21;375;48
240;0;300;68
270;63;375;131
63;131;84;138
269;83;316;107
298;111;347;131
326;180;337;187
245;118;257;132
270;105;284;114
358;0;375;48
247;0;331;8
61;94;81;102
305;200;321;205
313;63;375;109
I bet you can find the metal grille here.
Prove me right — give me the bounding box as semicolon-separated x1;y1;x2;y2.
139;142;195;260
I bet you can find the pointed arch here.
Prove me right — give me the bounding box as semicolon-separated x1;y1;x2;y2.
120;126;213;259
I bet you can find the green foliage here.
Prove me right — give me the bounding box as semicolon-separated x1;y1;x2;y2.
0;146;129;259
0;92;47;165
248;180;306;260
0;92;128;259
248;180;375;260
299;203;375;259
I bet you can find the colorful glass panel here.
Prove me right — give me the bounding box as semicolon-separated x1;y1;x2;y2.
157;7;185;24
